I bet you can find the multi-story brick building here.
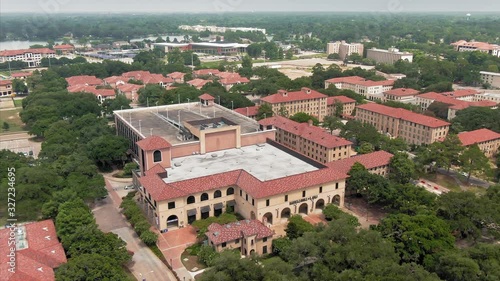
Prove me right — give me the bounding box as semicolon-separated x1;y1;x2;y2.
458;128;500;158
356;103;450;145
383;88;420;103
451;40;500;57
258;115;354;163
366;47;413;64
325;76;394;101
260;87;328;121
326;41;364;61
326;150;394;177
480;71;500;88
0;48;55;67
326;96;356;116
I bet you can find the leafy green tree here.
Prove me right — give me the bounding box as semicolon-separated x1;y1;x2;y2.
166;48;184;65
426;101;450;120
257;103;273;120
247;43;263;58
347;53;363;64
139;230;158;246
358;142;375;154
2;122;9;131
459;144;492;182
197;245;220;267
389;152;416;184
12;79;28;93
86;135;129;167
289;112;319;126
285;215;314;239
138;84;166;106
241;55;253;69
321;115;343;133
452;107;500;133
102;94;131;115
56;199;96;247
433;251;481;281
55;254;129;281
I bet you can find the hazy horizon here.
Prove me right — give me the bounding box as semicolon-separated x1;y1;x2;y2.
1;0;500;13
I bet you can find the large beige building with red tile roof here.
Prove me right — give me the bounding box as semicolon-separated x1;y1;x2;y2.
259;115;354;163
326;150;394;177
458;128;500;158
383;88;420;103
206;220;274;255
451;40;500;57
65;75;103;87
114;98;355;234
0;80;13;97
0;220;67;281
356;103;450;145
260;87;328;121
0;48;55;67
325;76;394;101
326;95;356;116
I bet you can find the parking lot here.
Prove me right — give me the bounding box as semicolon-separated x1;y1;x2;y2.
0;133;41;158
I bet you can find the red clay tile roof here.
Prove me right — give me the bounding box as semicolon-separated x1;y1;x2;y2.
258;115;352;149
261;88;327;104
384;88;420;97
0;220;67;281
53;44;74;50
67;85;115;97
206;220;274;245
327;96;356;105
117;83;143;93
137;136;172;151
215;72;241;79
187;79;210;88
199;93;215;100
458;129;500;146
451;40;500;51
193;69;220;76
418;92;497;110
167;72;185;79
0;80;12;86
104;76;127;85
357;103;450;128
0;48;55;56
234;106;259;117
325;76;393;87
65;75;103;87
220;76;250;85
440;89;478;98
326;150;393;174
11;72;32;78
325;76;365;84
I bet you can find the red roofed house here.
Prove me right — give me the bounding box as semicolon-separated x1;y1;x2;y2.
259;115;354;163
187;78;210;89
458;128;500;158
219;75;250;91
65;75;104;87
451;40;500;57
356;103;450;145
326;95;356;116
193;68;220;78
415;91;497;120
10;72;33;80
327;150;394;177
166;72;186;83
260;87;328;121
0;220;67;281
199;93;215;106
67;85;116;103
383;88;420;103
136;136;173;175
0;80;13;97
206;220;274;255
53;44;75;54
325;76;394;101
116;83;144;103
0;48;55;67
234;105;259;119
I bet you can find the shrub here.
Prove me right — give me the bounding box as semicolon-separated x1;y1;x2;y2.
197;245;219;266
140;230;158;246
134;220;150;236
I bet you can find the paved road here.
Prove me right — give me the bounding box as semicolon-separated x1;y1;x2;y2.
93;178;177;281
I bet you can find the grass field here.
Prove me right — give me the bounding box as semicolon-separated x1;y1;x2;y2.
13;99;23;107
422;173;462;192
0;108;26;133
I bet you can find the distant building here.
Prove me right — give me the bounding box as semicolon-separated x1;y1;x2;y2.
219;75;250;90
260;87;328;121
67;85;116;103
187;78;211;89
480;71;500;88
206;220;274;256
153;42;248;55
234;106;259;119
65;75;104;87
326;96;356;116
179;25;266;35
193;69;220;78
451;40;500;57
0;80;12;97
53;44;75;54
10;72;32;80
356;103;450;145
116;83;144;103
259;115;354;163
366;47;413;64
326;150;394;177
0;220;67;281
167;72;186;83
325;76;394;101
458;128;500;158
0;48;55;67
383;88;420;103
326;41;364;61
473;92;500;104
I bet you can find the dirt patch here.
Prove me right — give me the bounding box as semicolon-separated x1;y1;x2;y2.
344;197;388;228
181;250;206;272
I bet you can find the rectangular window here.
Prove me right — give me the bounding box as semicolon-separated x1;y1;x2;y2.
335;182;339;189
240;189;242;196
235;239;240;244
266;199;270;206
263;237;267;242
222;242;226;248
252;199;254;206
284;195;288;202
168;202;175;209
319;186;323;193
246;194;248;201
263;246;268;254
302;190;306;197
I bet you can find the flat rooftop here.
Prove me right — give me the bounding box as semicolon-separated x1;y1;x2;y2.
164;143;319;182
114;103;260;145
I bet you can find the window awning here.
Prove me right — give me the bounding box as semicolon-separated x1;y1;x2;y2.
187;209;197;216
214;203;224;210
227;200;236;207
200;205;211;213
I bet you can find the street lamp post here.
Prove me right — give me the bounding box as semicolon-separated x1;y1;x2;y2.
178;93;180;104
138;270;154;281
231;101;234;111
217;95;220;105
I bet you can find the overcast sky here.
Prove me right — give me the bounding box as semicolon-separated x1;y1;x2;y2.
1;0;499;13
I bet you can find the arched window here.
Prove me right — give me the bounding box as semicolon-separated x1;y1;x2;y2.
187;196;195;204
201;193;209;201
153;150;162;162
214;190;222;198
226;187;234;195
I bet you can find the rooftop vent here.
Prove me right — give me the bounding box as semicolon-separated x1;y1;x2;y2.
211;153;218;158
42;227;48;231
213;232;219;236
226;225;231;229
45;236;51;240
174;163;182;167
37;267;43;272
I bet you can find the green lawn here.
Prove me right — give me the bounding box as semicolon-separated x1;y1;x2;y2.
13;99;23;107
421;173;462;192
0;108;26;133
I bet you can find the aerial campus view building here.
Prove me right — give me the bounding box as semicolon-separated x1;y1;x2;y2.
114;94;393;234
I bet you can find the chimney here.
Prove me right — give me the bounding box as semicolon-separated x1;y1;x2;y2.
278;90;287;96
302;87;311;94
308;119;313;126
